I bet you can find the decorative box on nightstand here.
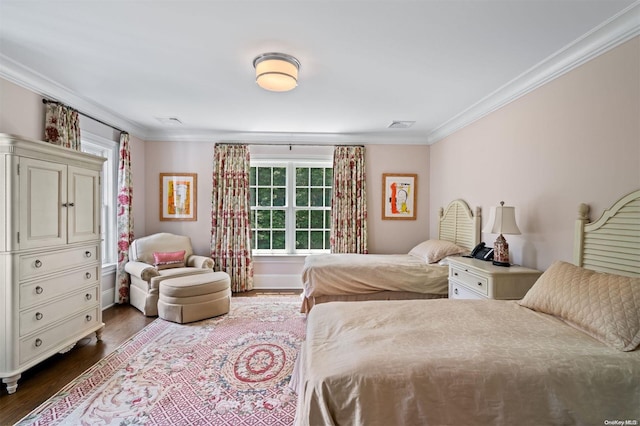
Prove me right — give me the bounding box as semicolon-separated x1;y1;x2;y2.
448;256;542;300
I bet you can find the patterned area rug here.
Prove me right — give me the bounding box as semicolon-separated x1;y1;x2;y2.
18;296;305;426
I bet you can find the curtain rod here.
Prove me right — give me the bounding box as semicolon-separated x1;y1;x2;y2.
219;142;364;148
43;98;127;135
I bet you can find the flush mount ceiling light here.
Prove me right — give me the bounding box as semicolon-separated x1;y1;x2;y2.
253;52;300;92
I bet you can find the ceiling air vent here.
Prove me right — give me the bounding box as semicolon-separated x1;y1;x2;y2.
388;121;415;129
155;117;183;126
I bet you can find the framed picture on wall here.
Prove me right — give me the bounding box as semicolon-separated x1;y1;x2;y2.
382;173;417;220
159;173;197;221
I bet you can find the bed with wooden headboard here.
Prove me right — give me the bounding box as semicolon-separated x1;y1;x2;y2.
574;189;640;277
293;189;640;425
299;199;481;313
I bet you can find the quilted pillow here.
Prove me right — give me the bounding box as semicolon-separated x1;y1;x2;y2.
153;250;186;270
408;239;467;264
519;261;640;351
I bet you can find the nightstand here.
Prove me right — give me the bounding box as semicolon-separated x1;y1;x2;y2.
448;256;542;300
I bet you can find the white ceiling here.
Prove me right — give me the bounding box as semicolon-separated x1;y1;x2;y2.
0;1;638;144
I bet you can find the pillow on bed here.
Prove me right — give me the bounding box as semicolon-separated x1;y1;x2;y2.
519;261;640;352
408;239;467;264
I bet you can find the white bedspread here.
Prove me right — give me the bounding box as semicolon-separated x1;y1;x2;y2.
293;299;640;426
301;253;449;298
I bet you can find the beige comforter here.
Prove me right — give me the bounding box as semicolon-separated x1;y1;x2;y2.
301;254;449;298
293;299;640;426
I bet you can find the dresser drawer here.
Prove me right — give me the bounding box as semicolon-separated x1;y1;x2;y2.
19;245;98;280
20;287;99;336
19;307;100;364
450;266;489;296
20;266;99;309
449;281;486;300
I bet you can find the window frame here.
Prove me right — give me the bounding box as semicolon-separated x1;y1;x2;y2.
81;132;118;270
250;156;332;256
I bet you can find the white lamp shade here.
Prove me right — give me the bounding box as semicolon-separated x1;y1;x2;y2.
483;205;521;235
254;53;299;92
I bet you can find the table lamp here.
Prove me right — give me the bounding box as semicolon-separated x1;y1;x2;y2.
483;201;521;266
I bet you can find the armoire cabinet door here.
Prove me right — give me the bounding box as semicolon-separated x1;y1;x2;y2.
16;159;101;249
67;166;101;244
18;158;67;249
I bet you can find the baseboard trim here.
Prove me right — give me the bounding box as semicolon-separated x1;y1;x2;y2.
253;274;302;290
102;288;115;311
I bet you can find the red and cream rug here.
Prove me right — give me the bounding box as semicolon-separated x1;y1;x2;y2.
17;296;305;426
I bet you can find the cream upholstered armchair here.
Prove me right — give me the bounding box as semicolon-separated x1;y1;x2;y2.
124;232;214;316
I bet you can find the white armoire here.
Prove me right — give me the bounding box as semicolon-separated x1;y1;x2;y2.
0;133;106;394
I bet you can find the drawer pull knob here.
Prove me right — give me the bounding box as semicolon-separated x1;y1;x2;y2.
68;202;75;207
35;312;43;320
86;315;92;322
62;202;68;207
477;282;482;286
454;272;458;276
85;272;92;279
85;293;92;301
34;259;42;268
454;288;459;295
35;286;43;294
85;251;92;258
35;338;42;347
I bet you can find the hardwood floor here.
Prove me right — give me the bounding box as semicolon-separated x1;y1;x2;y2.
0;304;154;425
0;291;300;425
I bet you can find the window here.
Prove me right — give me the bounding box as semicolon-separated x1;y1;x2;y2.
250;161;332;255
81;132;118;268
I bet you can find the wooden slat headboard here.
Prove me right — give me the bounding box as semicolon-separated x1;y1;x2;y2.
438;199;481;252
574;189;640;277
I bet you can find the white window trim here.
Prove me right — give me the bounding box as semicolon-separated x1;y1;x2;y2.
250;154;332;256
81;131;118;268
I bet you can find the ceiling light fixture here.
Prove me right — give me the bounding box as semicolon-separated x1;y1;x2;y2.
253;52;300;92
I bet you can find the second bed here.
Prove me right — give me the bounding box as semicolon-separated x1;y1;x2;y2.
300;199;481;312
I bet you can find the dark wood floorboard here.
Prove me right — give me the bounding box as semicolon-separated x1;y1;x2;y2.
0;304;154;425
0;290;300;425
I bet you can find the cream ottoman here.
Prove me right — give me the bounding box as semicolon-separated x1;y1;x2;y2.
158;272;231;324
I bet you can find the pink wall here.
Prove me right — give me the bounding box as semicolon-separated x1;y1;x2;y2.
366;144;430;253
429;36;640;271
142;141;430;256
0;79;45;140
128;134;147;238
143;141;216;255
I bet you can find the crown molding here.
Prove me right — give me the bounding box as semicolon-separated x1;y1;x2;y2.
0;52;426;145
143;129;429;145
2;2;637;145
0;54;148;139
427;2;640;145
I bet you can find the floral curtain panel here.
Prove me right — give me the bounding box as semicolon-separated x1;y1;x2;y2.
115;132;134;304
330;145;368;253
44;103;81;151
211;144;254;292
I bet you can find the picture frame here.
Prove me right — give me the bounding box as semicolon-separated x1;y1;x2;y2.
159;173;197;221
382;173;417;220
